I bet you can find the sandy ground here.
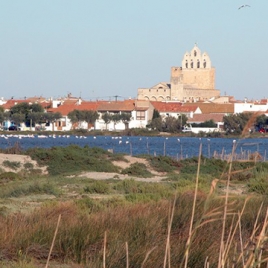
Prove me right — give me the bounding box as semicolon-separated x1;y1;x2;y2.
78;155;168;182
0;153;166;181
0;153;47;174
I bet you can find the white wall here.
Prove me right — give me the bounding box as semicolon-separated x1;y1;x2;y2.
234;103;268;114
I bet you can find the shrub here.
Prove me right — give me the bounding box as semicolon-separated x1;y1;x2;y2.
146;155;180;173
26;145;120;175
84;181;110;194
23;162;34;170
121;162;153;178
0;172;21;183
0;182;59;198
247;175;268;195
2;160;21;170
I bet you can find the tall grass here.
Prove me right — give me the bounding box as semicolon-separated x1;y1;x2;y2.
1;194;268;267
1;112;268;267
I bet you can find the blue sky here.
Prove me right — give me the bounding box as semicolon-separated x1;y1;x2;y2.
0;0;266;101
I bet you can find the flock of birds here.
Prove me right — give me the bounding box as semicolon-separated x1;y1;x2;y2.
0;134;179;146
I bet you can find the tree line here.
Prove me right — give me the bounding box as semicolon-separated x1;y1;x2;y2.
0;102;61;128
0;102;267;133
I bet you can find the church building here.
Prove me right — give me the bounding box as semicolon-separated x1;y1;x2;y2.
137;44;220;102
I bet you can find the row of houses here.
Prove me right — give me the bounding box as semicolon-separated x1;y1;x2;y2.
1;95;268;132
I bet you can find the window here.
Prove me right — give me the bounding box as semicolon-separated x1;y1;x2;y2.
203;60;206;68
191;61;194;68
136;111;145;120
185;61;188;68
194;50;197;57
197;60;200;68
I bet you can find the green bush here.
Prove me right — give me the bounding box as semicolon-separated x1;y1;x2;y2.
84;181;110;194
26;145;120;175
113;179;173;198
0;172;21;183
23;162;34;169
146;155;180;173
0;182;59;198
125;193;163;202
247;175;268;195
2;160;21;170
121;162;153;178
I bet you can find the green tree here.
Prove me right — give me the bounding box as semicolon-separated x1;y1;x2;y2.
120;112;132;129
0;111;4;125
192;119;217;128
223;113;252;134
152;109;160;119
163;116;180;133
68;110;85;127
148;117;163;131
102;112;112;130
84;110;99;129
43;112;62;131
9;102;45;127
111;113;121;130
30;103;44;113
255;114;268;131
179;114;188;130
10;102;30;115
11;113;27;125
27;112;45;126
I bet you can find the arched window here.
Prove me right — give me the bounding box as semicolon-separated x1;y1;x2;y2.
185;60;188;68
194;50;197;57
203;60;206;68
191;61;194;68
197;60;200;68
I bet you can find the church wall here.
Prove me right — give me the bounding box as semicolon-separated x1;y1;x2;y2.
170;67;184;100
138;88;171;101
183;88;220;101
181;68;215;89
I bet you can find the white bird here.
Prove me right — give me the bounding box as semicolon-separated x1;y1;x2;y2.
238;4;250;10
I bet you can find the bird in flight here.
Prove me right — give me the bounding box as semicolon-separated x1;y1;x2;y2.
238;4;250;10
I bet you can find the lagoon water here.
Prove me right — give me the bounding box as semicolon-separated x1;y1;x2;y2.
0;134;267;159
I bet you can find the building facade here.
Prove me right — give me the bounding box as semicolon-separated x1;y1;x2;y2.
137;44;220;102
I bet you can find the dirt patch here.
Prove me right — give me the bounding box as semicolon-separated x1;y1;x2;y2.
0;153;47;174
0;153;165;181
78;155;167;182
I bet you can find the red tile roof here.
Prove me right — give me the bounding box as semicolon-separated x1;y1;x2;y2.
183;103;234;114
1;100;30;110
47;101;102;116
187;113;224;123
150;101;197;113
97;100;135;112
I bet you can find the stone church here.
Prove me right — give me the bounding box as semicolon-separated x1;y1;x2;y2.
137;44;220;102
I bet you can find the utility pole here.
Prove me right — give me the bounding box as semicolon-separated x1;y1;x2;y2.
113;95;122;102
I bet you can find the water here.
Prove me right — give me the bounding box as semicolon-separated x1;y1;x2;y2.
0;134;267;159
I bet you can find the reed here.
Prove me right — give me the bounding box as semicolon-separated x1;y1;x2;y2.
1;112;268;267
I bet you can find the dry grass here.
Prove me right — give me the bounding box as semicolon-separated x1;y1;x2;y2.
1;113;268;267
